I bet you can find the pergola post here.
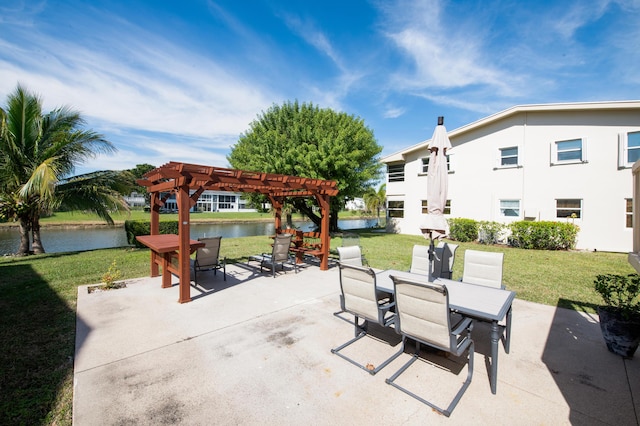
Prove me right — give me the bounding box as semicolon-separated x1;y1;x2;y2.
149;192;160;277
177;184;192;303
316;193;331;271
270;196;283;232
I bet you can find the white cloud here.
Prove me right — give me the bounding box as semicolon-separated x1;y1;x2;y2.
383;107;406;119
376;0;520;101
0;8;277;153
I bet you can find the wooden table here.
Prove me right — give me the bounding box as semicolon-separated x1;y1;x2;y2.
376;270;516;395
136;234;205;299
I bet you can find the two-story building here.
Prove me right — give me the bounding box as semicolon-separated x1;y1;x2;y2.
162;190;256;213
381;101;640;252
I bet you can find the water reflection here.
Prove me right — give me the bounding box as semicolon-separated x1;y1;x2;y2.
0;218;377;255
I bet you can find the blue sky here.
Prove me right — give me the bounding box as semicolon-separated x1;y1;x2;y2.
1;0;639;175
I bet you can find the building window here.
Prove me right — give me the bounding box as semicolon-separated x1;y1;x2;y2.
552;138;585;164
421;157;429;174
420;155;451;174
388;200;404;218
556;199;582;219
627;198;633;228
619;131;640;168
388;163;405;182
499;147;518;167
218;195;236;210
422;199;451;214
499;199;520;217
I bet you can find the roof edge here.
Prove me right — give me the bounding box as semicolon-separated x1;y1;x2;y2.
381;100;640;162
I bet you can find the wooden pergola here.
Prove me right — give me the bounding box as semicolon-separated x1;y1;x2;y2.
137;161;339;303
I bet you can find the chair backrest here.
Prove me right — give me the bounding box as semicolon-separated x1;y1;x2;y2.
391;275;452;350
409;245;432;275
196;236;222;267
337;245;363;267
339;263;380;322
462;249;504;288
435;242;458;279
272;233;293;263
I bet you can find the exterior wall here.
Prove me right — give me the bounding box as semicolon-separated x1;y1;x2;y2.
384;105;640;252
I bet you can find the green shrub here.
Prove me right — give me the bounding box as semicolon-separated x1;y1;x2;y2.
448;218;478;242
508;221;578;250
595;274;640;319
124;220;179;247
478;221;505;245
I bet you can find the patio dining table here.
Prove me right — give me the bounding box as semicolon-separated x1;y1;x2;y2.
136;234;205;301
375;269;516;395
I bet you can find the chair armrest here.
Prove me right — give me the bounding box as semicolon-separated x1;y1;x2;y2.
379;300;395;312
451;316;473;335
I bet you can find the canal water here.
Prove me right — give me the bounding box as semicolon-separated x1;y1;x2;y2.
0;219;378;255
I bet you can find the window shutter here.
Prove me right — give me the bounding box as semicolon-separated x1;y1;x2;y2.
619;132;628;168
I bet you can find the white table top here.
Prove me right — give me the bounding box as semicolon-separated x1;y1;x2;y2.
375;269;516;322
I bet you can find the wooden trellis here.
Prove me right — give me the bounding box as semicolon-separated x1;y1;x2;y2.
137;162;339;303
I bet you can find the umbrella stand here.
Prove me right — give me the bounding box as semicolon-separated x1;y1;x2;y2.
425;230;441;282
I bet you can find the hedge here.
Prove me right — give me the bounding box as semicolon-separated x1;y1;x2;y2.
507;221;579;250
478;221;505;245
124;220;179;248
448;218;478;242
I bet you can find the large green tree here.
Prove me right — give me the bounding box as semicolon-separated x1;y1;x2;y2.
228;101;383;231
0;84;131;255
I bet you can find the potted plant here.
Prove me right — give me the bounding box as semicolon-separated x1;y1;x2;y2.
594;274;640;358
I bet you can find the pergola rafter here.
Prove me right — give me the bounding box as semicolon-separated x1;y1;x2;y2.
137;161;338;303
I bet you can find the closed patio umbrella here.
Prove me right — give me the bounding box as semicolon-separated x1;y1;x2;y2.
420;116;452;281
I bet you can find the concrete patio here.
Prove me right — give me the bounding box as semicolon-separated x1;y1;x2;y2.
73;261;639;425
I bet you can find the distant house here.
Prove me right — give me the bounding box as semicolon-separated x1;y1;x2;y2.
381;101;640;252
123;191;146;208
345;198;365;211
161;190;256;213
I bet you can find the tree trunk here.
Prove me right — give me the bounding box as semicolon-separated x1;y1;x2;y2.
17;216;31;255
293;200;321;229
31;212;45;254
286;211;293;228
329;206;339;232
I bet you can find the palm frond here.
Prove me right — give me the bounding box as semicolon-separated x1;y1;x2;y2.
19;157;60;204
55;170;131;225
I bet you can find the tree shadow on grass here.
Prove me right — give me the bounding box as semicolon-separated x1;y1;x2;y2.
0;262;87;424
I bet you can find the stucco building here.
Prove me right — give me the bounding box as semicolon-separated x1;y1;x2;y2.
381;101;640;252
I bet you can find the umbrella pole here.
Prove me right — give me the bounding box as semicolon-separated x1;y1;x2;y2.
428;231;436;282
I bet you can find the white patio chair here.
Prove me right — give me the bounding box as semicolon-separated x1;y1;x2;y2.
331;263;403;375
461;249;511;352
409;242;458;279
386;274;474;417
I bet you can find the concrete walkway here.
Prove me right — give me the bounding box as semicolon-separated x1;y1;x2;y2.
74;262;639;425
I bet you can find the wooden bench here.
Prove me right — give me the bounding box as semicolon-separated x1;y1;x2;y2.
279;229;324;263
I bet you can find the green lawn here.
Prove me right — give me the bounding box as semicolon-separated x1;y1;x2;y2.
0;230;635;424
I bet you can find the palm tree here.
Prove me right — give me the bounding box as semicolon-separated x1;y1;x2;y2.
0;84;130;255
363;183;386;226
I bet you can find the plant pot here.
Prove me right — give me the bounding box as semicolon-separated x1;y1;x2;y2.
597;306;640;358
